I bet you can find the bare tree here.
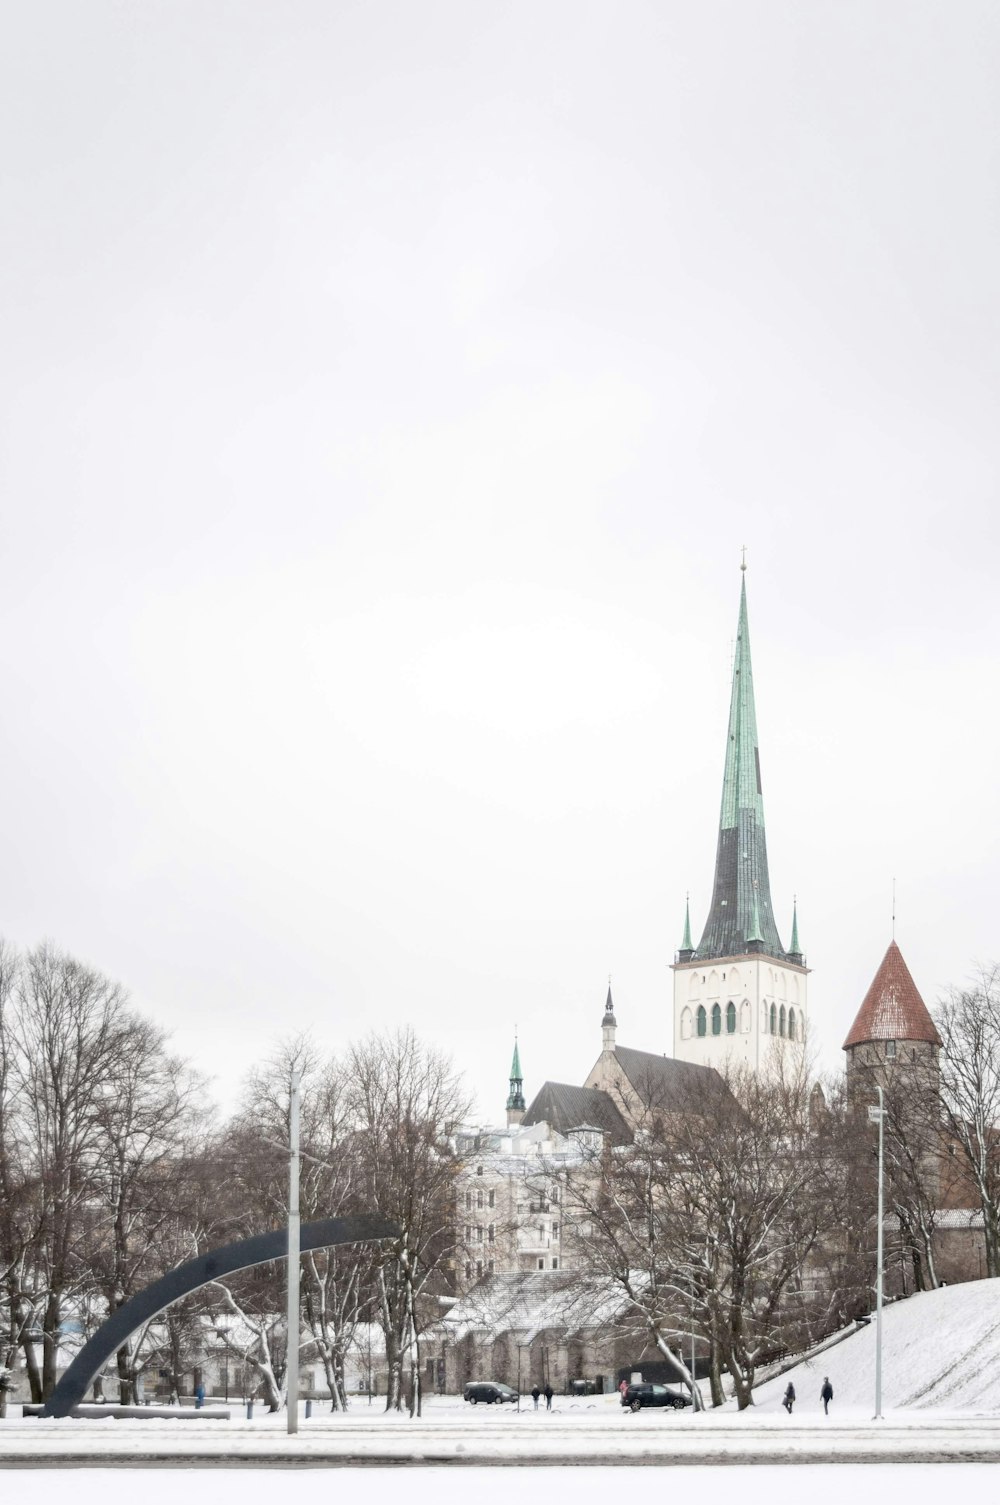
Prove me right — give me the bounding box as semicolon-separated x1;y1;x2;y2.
935;966;1000;1277
89;1022;208;1401
215;1037;377;1411
8;942;135;1399
557;1055;820;1410
346;1029;470;1415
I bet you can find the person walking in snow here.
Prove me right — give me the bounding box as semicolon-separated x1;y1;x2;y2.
821;1378;833;1415
544;1383;553;1410
782;1382;795;1414
531;1385;540;1410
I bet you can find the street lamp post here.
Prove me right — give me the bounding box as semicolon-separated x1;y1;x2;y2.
868;1087;885;1421
287;1070;302;1436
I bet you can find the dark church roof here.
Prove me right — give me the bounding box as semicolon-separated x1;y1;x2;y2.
692;573;794;965
521;1082;631;1146
612;1046;722;1112
843;941;942;1050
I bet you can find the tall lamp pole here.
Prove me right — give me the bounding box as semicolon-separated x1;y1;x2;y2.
287;1070;301;1436
868;1086;885;1421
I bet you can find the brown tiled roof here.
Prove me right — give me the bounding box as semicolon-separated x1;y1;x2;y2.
843;941;942;1049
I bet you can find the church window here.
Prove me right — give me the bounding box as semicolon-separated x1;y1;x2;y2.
488;1189;495;1208
697;1006;707;1037
779;1004;786;1037
681;1007;693;1040
770;1003;777;1034
712;1003;721;1036
788;1007;796;1041
726;1001;736;1034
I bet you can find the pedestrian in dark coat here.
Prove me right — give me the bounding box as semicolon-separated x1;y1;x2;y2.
821;1378;833;1415
782;1382;795;1414
531;1385;540;1410
544;1383;553;1410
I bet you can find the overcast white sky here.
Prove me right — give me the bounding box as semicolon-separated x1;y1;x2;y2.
1;2;998;1120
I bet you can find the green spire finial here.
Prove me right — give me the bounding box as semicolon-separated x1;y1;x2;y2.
682;893;692;951
790;897;800;955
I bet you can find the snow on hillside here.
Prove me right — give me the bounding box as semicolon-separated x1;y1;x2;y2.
753;1279;1000;1415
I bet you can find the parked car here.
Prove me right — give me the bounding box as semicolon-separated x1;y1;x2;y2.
621;1382;691;1412
464;1381;519;1405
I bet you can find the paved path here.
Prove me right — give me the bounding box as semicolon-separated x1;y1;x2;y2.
4;1413;1000;1466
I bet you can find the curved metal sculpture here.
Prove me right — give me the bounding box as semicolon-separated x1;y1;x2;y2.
42;1214;399;1417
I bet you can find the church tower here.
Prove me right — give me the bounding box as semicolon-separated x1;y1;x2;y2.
843;940;941;1091
672;567;809;1070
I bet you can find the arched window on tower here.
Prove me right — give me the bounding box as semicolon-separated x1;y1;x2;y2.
711;1003;722;1036
788;1006;796;1041
770;1002;777;1034
697;1005;707;1037
779;1004;786;1038
681;1007;693;1040
726;1001;736;1034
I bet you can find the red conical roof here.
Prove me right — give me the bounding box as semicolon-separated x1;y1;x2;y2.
843;941;942;1050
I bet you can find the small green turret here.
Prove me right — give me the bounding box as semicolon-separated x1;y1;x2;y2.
506;1035;525;1126
788;899;803;964
678;893;694;962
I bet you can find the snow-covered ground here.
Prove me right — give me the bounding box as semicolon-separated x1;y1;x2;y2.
754;1278;1000;1415
2;1283;997;1469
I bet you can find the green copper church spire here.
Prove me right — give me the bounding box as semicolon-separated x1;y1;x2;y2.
790;898;800;955
506;1035;525;1115
682;894;693;952
693;566;788;962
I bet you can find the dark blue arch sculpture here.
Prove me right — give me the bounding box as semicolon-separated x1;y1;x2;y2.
42;1214;399;1417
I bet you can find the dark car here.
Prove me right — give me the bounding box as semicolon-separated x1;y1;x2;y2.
621;1382;691;1412
464;1381;519;1405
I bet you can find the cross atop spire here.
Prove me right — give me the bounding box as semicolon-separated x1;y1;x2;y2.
693;571;789;962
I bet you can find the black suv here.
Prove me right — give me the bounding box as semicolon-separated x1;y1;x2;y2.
464;1381;519;1405
621;1382;691;1411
